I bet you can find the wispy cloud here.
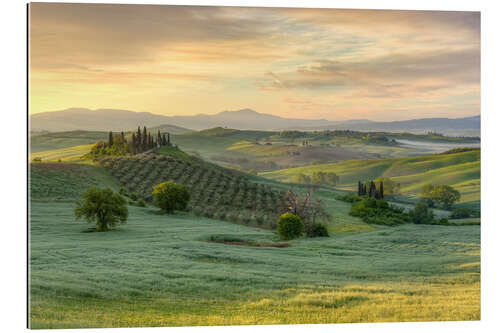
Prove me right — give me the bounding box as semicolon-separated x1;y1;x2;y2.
29;4;480;121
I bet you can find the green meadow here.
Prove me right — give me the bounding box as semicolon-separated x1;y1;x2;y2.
29;161;480;328
28;128;481;328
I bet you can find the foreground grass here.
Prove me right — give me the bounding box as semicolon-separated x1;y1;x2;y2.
31;279;479;328
29;202;480;328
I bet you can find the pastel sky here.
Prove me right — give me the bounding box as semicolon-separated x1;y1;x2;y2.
29;3;480;121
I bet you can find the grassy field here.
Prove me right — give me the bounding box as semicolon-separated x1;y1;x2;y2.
30;144;95;162
30;200;479;328
30;130;108;153
29;161;480;328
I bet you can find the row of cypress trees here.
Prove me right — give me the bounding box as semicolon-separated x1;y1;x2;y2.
106;126;171;155
357;180;384;199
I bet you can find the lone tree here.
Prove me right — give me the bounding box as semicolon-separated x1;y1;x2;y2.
74;187;128;232
420;184;461;209
152;181;190;213
281;188;330;237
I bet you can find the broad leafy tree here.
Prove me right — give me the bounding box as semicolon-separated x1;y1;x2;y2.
152;181;190;213
421;184;461;209
74;187;128;232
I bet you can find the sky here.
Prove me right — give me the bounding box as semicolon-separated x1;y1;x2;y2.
29;3;480;121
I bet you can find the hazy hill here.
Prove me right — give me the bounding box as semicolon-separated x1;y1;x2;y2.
315;115;481;136
165;109;334;130
30;107;480;136
30;108;191;132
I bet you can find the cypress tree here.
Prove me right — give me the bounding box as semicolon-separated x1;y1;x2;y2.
167;133;170;145
131;133;136;153
369;181;376;198
108;131;113;147
379;181;384;199
142;126;147;150
358;181;362;196
121;131;125;142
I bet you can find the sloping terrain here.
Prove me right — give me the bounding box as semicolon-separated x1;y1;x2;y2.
262;150;480;203
98;154;285;229
30;163;120;202
30;130;108;153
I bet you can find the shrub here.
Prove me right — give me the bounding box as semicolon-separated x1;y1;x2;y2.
408;202;435;224
256;214;264;226
349;197;407;226
119;187;129;197
277;213;303;240
226;211;238;222
309;223;329;237
336;194;362;203
136;198;146;207
214;210;226;220
74;187;128;232
203;208;214;218
438;217;449;224
242;215;251;225
450;207;472;219
129;193;138;201
192;206;203;216
152;181;190;213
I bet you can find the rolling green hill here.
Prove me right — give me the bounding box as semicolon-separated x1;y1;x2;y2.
29;147;481;328
98;154;285;228
30;130;108;153
262;150;480;205
30;144;95;162
30;162;120;202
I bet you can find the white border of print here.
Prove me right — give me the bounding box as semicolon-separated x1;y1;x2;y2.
2;0;498;333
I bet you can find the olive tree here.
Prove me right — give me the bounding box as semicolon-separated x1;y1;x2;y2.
152;181;190;213
74;187;128;232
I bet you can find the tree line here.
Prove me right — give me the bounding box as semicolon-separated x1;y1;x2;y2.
88;126;172;157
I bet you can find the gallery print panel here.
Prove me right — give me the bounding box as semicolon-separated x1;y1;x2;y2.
28;2;480;329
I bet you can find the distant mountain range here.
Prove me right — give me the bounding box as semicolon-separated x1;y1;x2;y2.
30;108;480;136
